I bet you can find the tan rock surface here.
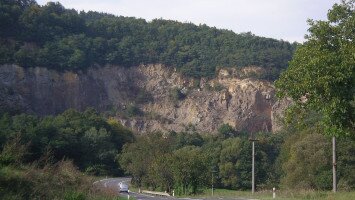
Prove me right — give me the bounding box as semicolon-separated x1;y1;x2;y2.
0;64;288;133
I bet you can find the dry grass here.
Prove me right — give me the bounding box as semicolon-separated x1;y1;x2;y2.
0;159;123;200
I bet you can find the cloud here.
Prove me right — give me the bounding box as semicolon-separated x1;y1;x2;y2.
36;0;339;42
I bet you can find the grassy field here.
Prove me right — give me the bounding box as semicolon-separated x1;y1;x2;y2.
192;188;355;200
117;197;136;200
122;185;355;200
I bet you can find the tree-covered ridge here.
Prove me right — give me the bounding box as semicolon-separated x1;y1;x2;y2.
0;0;297;79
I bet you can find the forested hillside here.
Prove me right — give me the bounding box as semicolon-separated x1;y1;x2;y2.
0;109;134;199
0;108;134;175
0;0;296;79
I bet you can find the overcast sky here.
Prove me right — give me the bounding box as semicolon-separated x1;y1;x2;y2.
36;0;339;43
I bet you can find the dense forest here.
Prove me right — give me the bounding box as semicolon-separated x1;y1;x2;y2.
0;108;133;175
0;0;296;79
119;122;355;195
1;109;354;198
0;109;134;199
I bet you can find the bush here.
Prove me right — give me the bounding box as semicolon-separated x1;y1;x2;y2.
169;87;186;102
126;104;143;117
0;136;28;166
218;124;237;138
64;191;86;200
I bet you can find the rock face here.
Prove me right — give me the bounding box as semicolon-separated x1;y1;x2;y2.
0;64;286;133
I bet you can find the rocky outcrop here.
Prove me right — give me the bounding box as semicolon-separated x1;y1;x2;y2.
0;64;287;133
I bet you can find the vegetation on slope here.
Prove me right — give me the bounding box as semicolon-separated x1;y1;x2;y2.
0;137;126;200
0;108;133;176
118;123;355;195
0;0;296;79
0;109;354;198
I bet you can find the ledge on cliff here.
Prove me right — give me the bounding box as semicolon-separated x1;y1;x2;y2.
0;64;290;134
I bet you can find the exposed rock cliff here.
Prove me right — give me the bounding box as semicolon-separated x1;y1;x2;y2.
0;64;286;133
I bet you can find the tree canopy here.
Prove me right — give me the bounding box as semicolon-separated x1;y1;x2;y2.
0;0;297;80
0;108;134;176
275;0;355;137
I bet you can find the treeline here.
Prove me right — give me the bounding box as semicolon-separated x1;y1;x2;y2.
0;108;134;176
0;0;297;79
0;108;134;199
119;124;355;195
0;110;354;197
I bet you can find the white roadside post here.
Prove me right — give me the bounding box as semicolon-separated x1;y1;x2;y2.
273;187;276;199
173;190;175;197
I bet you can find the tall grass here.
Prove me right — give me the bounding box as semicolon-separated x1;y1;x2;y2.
0;137;121;200
192;188;355;200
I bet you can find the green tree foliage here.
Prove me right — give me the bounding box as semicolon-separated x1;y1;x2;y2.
280;131;332;190
119;132;174;188
279;127;355;190
218;137;243;188
172;146;208;195
276;107;355;191
0;135;28;166
337;138;355;190
125;104;143;117
119;131;284;193
0;140;110;200
0;0;36;38
0;108;133;176
119;132;209;195
0;0;296;80
218;123;238;138
276;0;355;137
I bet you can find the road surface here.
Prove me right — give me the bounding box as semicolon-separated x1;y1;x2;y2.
94;178;256;200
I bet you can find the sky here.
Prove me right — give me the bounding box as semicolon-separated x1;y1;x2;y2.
36;0;340;43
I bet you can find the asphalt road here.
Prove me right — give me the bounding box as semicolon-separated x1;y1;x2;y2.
94;177;175;200
94;178;256;200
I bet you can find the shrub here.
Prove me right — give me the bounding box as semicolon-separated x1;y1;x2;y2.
169;87;186;102
126;104;143;117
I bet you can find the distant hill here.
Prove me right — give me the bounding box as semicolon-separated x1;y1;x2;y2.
0;0;297;79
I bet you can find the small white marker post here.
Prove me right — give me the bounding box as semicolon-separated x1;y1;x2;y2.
173;190;175;197
273;187;276;199
128;190;130;199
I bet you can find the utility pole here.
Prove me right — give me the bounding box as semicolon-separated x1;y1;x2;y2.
333;136;337;193
249;137;259;194
252;140;255;194
212;172;214;196
211;167;217;196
